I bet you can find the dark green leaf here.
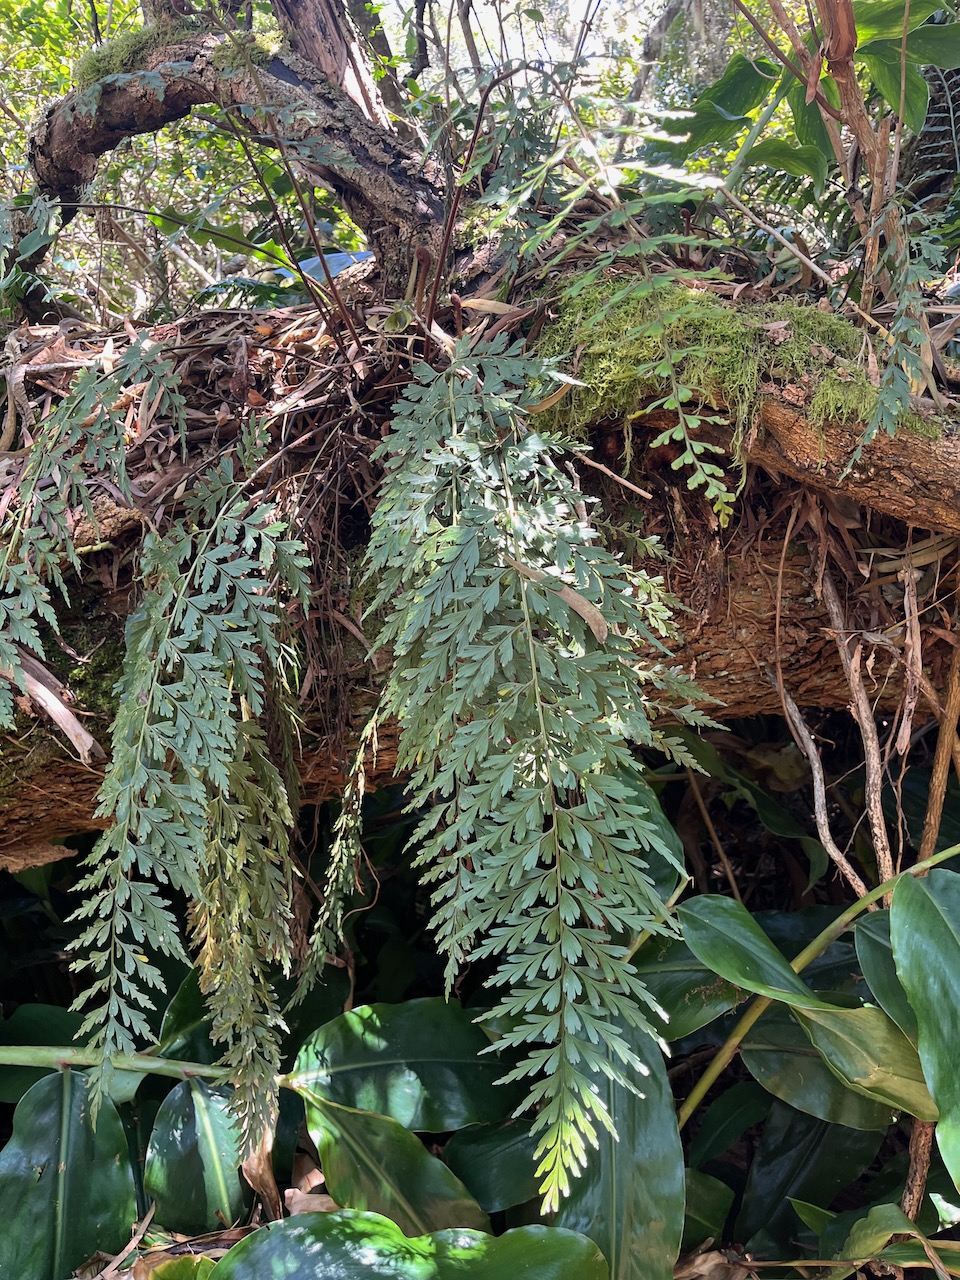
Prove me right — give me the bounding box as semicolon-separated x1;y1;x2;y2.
208;1212;608;1280
682;1170;734;1253
155;971;216;1064
303;1097;490;1234
554;1026;683;1280
855;911;917;1042
0;1004;84;1103
735;1102;883;1255
678;895;834;1009
0;1071;137;1280
794;1005;935;1119
687;1081;771;1170
891;870;960;1184
631;936;741;1041
144;1080;247;1234
853;0;942;42
742;1006;893;1130
443;1122;539;1213
290;998;518;1131
859;47;930;132
739;139;828;196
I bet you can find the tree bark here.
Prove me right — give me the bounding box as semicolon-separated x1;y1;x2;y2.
28;33;444;289
1;388;954;871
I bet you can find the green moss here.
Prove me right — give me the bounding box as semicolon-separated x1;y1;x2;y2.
210;29;282;71
535;280;901;441
808;371;877;428
73;20;197;87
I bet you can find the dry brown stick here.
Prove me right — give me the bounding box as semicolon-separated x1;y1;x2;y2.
767;671;873;901
821;569;896;899
900;1118;936;1224
918;671;960;785
920;641;960;862
684;767;743;903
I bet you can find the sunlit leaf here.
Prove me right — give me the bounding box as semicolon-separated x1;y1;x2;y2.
208;1211;608;1280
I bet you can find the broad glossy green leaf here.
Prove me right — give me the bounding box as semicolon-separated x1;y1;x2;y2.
735;1102;882;1256
155;970;216;1064
855;911;917;1042
853;0;942;42
787;78;840;158
144;1080;247;1234
891;870;960;1185
860;24;960;68
665;55;780;157
443;1121;539;1213
860;47;930;131
290;998;518;1131
740;139;828;196
0;1004;84;1103
682;1170;734;1253
841;1202;919;1260
789;1197;836;1236
687;1081;771;1170
678;895;834;1009
742;1006;893;1130
554;1025;683;1280
879;1238;960;1274
631;936;740;1040
304;1096;490;1235
208;1212;608;1280
0;1071;137;1280
904;23;960;69
795;1005;936;1120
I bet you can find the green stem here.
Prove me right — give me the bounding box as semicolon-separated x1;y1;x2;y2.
677;844;960;1129
0;1046;231;1081
720;77;791;199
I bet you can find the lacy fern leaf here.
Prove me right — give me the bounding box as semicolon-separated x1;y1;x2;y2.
71;419;310;1131
363;334;707;1209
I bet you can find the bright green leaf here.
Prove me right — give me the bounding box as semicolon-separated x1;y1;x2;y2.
144;1081;247;1234
854;0;942;43
859;47;930;132
207;1212;608;1280
554;1025;684;1280
302;1096;490;1235
740;139;828;196
794;1005;937;1120
891;870;960;1186
289;998;519;1131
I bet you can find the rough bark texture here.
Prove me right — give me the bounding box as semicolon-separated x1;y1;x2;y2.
29;34;444;287
1;392;954;870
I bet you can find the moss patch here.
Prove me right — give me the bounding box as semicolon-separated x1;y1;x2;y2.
74;21;198;87
535;280;921;441
210;29;282;72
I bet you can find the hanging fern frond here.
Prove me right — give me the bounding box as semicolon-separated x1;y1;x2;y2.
70;417;311;1131
326;333;712;1209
